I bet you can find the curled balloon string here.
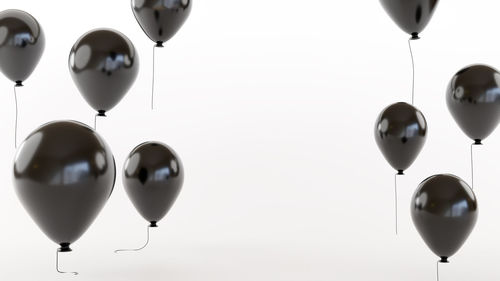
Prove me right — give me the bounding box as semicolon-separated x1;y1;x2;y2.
56;249;78;275
13;84;20;148
114;224;151;253
408;38;415;105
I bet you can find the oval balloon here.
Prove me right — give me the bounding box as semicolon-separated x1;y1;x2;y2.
13;120;116;250
69;28;139;115
411;174;477;261
380;0;439;37
446;64;500;143
374;102;427;173
123;141;184;226
131;0;192;46
0;9;45;84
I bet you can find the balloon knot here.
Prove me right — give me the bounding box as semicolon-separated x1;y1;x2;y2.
156;41;164;48
59;243;72;252
150;221;158;227
15;81;23;87
474;139;482;145
410;33;420;40
397;170;404;175
97;110;106;117
440;256;449;263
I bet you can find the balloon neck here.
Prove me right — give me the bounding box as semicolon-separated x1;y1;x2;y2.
150;221;158;228
59;243;72;252
15;81;23;87
156;41;164;48
440;256;449;263
410;33;420;40
397;170;404;175
474;139;482;145
97;110;106;117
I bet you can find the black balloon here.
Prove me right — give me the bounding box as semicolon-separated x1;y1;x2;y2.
69;28;139;115
132;0;192;46
0;9;45;84
447;64;500;143
374;102;427;173
123;142;184;226
411;174;477;261
13;120;116;251
380;0;439;37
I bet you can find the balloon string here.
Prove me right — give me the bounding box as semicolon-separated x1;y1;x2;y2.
94;113;98;131
56;249;78;275
115;225;151;253
151;44;156;110
408;38;415;105
471;142;479;189
13;84;19;148
436;260;440;281
394;173;400;235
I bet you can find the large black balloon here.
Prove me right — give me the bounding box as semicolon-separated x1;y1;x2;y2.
69;28;139;115
0;9;45;84
374;102;427;173
411;174;477;261
13;120;116;251
123;141;184;226
446;64;500;143
131;0;192;46
380;0;439;37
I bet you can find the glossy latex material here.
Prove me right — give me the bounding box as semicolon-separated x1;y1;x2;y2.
0;9;45;83
380;0;439;37
69;28;139;114
411;174;477;260
132;0;192;44
374;102;427;173
13;120;116;248
446;64;500;143
123;141;184;224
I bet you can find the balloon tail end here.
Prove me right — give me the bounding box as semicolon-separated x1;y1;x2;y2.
440;257;449;263
397;170;404;175
59;243;72;253
15;81;23;87
150;221;158;227
156;41;164;48
97;110;106;117
474;139;482;145
410;33;420;40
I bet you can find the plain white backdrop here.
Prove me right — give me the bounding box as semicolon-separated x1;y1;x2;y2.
0;0;499;280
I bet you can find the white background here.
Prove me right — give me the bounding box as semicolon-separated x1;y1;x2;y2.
0;0;499;280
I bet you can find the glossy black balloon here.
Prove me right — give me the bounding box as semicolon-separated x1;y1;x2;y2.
374;102;427;173
411;174;477;260
446;64;500;143
69;29;139;114
0;9;45;84
13;121;116;249
132;0;192;45
123;142;184;225
380;0;439;37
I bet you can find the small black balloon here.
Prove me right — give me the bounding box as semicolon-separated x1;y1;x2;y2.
411;174;477;260
69;28;139;114
446;64;500;143
13;120;116;248
123;142;184;224
132;0;192;45
380;0;439;37
374;102;427;173
0;9;45;84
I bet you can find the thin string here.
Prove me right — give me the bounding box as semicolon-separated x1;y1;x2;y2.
115;225;151;253
56;249;78;275
408;38;415;105
13;84;18;148
471;143;475;189
394;173;400;235
151;44;156;110
436;260;440;281
94;113;98;130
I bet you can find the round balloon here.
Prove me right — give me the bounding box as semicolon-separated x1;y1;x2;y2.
0;9;45;85
13;120;116;251
447;64;500;143
380;0;439;38
374;102;427;173
131;0;192;46
123;141;184;226
69;28;139;115
411;174;477;261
